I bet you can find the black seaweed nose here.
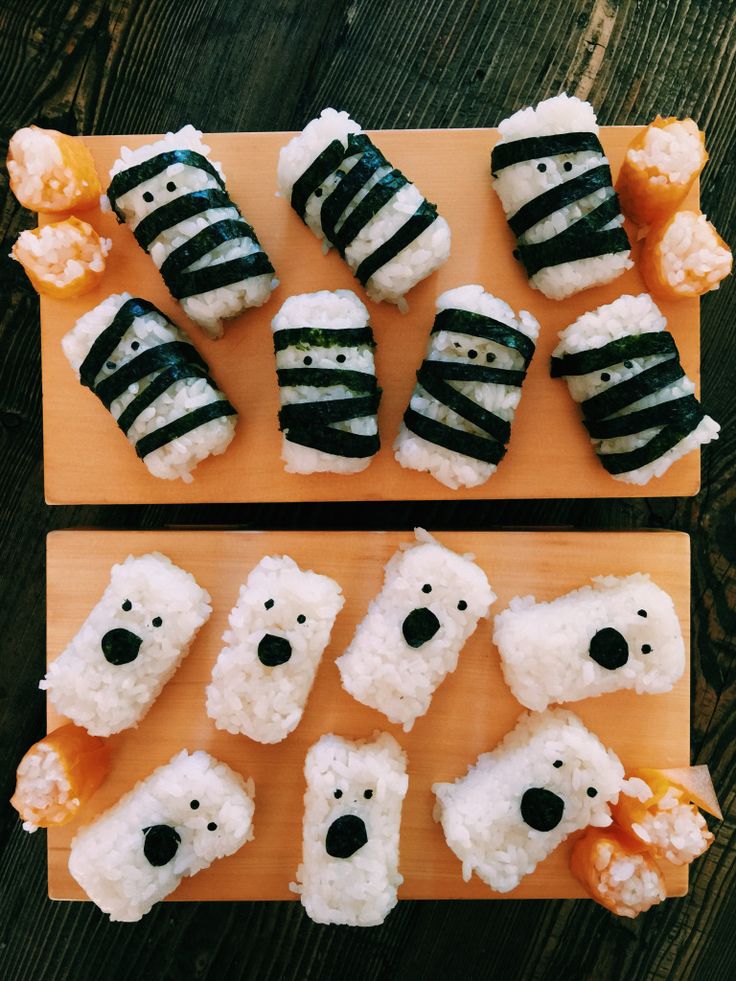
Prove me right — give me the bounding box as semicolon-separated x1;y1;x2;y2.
402;608;441;648
142;824;181;866
589;627;629;670
102;628;142;665
257;633;292;667
520;787;565;831
325;814;368;858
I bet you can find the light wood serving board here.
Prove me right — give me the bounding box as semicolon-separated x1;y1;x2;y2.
47;529;690;902
40;128;701;504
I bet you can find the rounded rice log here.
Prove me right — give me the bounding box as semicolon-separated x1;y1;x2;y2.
570;827;666;918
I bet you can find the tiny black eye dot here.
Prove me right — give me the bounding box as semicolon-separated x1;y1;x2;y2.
601;372;611;382
641;644;652;654
537;163;547;173
314;188;323;198
297;614;306;624
190;800;200;810
142;191;154;203
553;760;563;768
207;822;217;831
336;354;346;363
334;789;342;799
106;361;115;370
303;355;313;366
563;161;573;172
638;609;647;618
587;787;598;798
152;616;162;628
486;352;496;363
454;341;461;348
457;600;468;611
468;349;478;359
624;360;633;368
363;789;373;799
422;583;432;594
122;599;132;612
166;181;176;192
131;341;140;350
265;598;274;610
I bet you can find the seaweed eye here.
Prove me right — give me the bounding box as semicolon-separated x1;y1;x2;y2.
422;583;432;594
624;360;633;368
601;372;611;382
106;361;115;370
453;342;461;348
142;191;154;203
334;789;342;799
152;616;162;628
131;341;140;351
314;188;323;198
486;352;496;363
537;163;547;173
587;787;598;798
363;789;373;799
207;822;217;831
638;609;647;618
265;599;274;610
166;181;176;192
468;349;478;359
553;760;563;768
303;356;313;366
457;600;467;611
336;354;346;363
641;644;652;654
190;800;200;810
121;599;132;612
563;161;573;172
297;614;306;624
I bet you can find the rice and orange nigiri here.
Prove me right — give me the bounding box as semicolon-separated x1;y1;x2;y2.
8;126;101;213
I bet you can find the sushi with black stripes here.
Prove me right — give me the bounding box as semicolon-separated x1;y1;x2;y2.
491;95;632;299
271;290;381;473
394;285;539;488
277;109;451;309
551;293;719;484
105;126;275;338
62;293;237;481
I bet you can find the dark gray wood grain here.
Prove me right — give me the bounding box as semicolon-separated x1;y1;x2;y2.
1;1;735;979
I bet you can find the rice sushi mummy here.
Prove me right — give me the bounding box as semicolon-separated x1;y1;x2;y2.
336;529;495;732
551;293;719;484
394;284;539;488
62;293;237;482
493;574;685;711
106;126;275;337
271;290;381;474
491;94;632;299
277;108;451;308
206;555;344;744
41;553;211;736
432;709;626;894
293;732;408;926
69;750;255;922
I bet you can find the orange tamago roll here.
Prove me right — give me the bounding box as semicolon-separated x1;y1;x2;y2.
10;723;110;831
640;210;732;300
616;117;707;226
571;827;666;917
7;125;101;213
11;216;111;298
612;766;721;866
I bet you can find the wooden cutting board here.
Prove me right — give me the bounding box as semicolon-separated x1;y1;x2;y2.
39;128;701;504
46;529;690;902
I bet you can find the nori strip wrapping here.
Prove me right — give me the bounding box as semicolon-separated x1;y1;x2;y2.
432;309;535;363
403;408;507;465
491;132;603;173
508;164;614;238
94;342;208;409
80;298;158;388
320;139;387;242
332;170;409;255
276;367;378;394
277;424;380;458
580;359;684;422
354;201;438;286
585;395;704;440
273;327;375;352
416;363;512;444
279;393;380;427
134;400;237;459
107;150;226;219
165;252;274;300
290;139;356;220
550;333;677;377
596;406;705;474
116;362;211;434
160;219;257;278
132;188;233;252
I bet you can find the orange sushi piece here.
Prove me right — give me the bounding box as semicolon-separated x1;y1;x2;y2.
571;827;666;918
612;766;719;866
617;117;707;226
11;724;110;831
7;125;101;213
11;216;111;298
640;210;732;300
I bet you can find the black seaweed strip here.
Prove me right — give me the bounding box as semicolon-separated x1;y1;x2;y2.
160;219;256;278
597;413;705;474
421;359;526;387
320;140;387;243
585;395;705;439
135;400;237;458
416;365;512;443
132;189;233;251
518;198;629;276
581;359;684;422
273;327;375;352
508;164;613;237
276;368;378;393
551;333;677;377
403;407;506;465
290;139;348;220
79;298;159;389
490;132;603;172
116;362;211;434
432;309;536;363
279;393;380;427
332;170;409;255
282;425;380;458
107;150;225;218
94;342;207;409
354;201;438;286
165;252;274;299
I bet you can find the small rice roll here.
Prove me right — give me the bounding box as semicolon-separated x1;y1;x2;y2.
63;293;237;482
106;125;275;338
394;284;539;488
493;573;685;711
11;216;111;298
640;210;732;300
271;290;381;474
69;750;255;921
571;827;666;918
292;732;408;926
206;555;344;744
7;125;101;213
491;94;632;299
42;553;211;736
336;528;495;732
277;108;451;308
432;708;626;894
551;293;719;484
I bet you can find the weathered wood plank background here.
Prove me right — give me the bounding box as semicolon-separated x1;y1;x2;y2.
0;1;734;979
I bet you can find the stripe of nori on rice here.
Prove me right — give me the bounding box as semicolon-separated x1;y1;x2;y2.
491;132;603;173
107;150;226;219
